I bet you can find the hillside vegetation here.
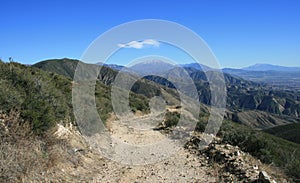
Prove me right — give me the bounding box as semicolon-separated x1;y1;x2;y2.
0;61;73;134
217;120;300;180
0;60;150;134
264;123;300;144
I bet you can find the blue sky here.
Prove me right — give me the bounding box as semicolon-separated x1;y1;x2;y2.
0;0;299;68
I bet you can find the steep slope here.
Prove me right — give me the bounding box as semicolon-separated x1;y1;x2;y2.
218;120;300;180
230;110;299;129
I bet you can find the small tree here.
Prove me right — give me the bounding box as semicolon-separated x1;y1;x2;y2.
9;57;13;62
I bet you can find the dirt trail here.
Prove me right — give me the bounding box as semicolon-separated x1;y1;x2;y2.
88;112;217;182
41;112;284;182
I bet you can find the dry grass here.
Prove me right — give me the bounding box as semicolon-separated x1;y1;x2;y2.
0;110;109;182
0;110;79;182
0;110;47;182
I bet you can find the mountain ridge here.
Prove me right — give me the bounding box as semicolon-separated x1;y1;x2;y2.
32;59;300;124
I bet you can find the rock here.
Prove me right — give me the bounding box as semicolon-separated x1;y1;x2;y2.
253;165;259;170
259;171;272;183
74;148;84;153
234;150;241;156
197;138;266;182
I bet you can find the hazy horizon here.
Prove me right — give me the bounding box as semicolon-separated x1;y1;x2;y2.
2;57;299;70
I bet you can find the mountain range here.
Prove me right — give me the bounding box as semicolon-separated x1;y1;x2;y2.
99;61;300;89
98;60;300;90
241;63;300;72
33;59;300;129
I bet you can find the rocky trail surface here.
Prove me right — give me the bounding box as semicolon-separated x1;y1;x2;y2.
89;113;217;182
74;112;282;182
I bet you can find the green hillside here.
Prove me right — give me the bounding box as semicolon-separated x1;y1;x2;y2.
33;58;80;79
264;123;300;144
0;60;150;134
33;59;181;106
0;60;73;134
33;58;118;85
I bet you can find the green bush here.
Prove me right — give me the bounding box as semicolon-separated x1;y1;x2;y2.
129;92;149;113
164;111;180;127
21;98;55;134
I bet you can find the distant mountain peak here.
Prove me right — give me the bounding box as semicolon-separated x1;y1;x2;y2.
242;63;300;72
132;59;175;65
128;59;176;75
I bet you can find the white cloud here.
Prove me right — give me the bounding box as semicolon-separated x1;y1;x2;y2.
117;39;160;49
